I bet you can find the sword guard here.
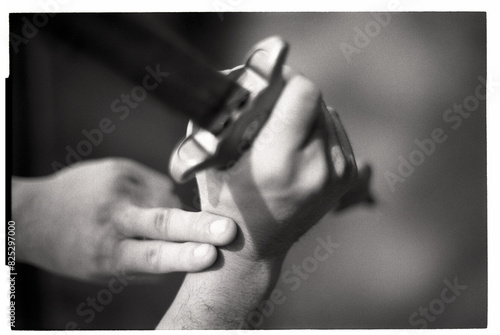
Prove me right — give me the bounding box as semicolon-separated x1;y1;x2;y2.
169;36;289;183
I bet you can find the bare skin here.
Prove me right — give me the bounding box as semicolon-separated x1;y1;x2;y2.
12;158;237;283
157;50;357;329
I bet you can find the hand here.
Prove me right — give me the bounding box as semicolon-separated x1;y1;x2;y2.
12;158;237;282
158;53;358;329
196;61;357;262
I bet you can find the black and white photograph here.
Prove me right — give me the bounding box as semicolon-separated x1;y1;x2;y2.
3;1;496;331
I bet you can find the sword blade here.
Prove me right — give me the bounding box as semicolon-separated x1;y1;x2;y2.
44;14;247;131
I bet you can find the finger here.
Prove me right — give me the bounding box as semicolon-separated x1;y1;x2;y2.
115;206;237;246
107;158;180;209
263;75;322;149
281;65;299;81
116;240;217;274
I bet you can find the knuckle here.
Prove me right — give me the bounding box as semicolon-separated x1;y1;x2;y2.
145;244;164;273
283;154;329;200
304;155;330;196
291;76;322;105
114;242;129;273
108;207;128;232
155;208;172;238
105;157;137;173
193;212;210;237
116;205;132;224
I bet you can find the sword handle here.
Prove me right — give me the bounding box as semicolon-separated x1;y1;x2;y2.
169;36;288;183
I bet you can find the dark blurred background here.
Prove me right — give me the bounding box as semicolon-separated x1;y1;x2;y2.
8;12;486;329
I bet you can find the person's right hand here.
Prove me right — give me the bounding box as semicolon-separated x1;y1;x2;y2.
12;158;237;283
157;57;359;330
196;53;357;262
157;39;360;330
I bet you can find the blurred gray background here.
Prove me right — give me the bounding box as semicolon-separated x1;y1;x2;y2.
9;12;486;329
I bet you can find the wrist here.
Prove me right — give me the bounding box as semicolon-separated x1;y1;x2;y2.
221;222;292;265
215;246;285;282
201;244;286;325
158;243;285;329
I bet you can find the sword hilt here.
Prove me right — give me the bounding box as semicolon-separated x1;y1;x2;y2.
169;36;288;183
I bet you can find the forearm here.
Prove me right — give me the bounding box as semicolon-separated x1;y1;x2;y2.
11;175;57;266
12;177;31;222
157;247;284;329
11;177;38;263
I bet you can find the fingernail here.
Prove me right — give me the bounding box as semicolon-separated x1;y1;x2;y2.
210;219;229;235
248;49;272;77
249;49;270;64
194;244;211;258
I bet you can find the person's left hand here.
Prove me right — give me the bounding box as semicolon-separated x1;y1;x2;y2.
12;158;237;283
